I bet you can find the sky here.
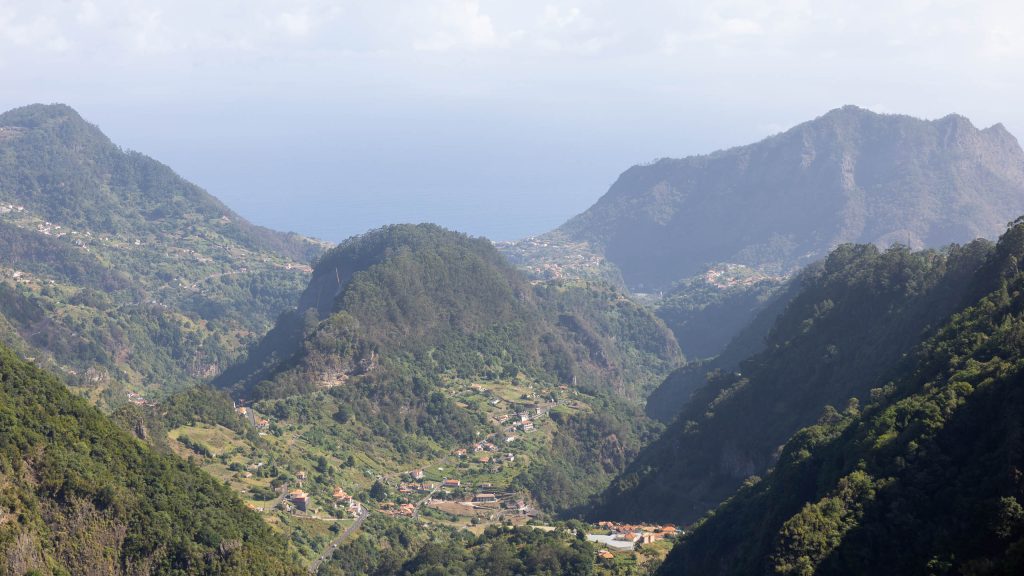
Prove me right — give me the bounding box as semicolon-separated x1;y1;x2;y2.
2;0;1023;242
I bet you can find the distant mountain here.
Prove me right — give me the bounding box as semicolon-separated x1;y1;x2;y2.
592;236;994;524
0;344;302;575
0;104;318;260
0;104;324;403
555;106;1024;291
657;220;1024;575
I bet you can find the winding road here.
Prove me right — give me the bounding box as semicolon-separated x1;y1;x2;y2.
308;503;369;574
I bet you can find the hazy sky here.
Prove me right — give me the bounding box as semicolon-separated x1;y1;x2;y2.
2;1;1023;241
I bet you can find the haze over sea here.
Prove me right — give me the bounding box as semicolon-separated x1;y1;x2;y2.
3;1;1023;242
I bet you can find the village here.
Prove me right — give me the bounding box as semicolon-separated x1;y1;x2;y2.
156;373;681;567
586;521;683;557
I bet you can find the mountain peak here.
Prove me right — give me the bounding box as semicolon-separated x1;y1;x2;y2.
0;102;89;129
556;107;1024;290
821;104;875;118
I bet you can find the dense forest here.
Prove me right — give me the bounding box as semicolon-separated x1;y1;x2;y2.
318;517;598;576
594;238;995;524
652;265;784;359
0;344;303;575
658;219;1024;575
644;278;799;422
218;224;682;405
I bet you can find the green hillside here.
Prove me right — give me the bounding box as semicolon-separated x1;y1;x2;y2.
0;104;323;404
652;264;784;360
220;224;681;404
210;224;681;520
0;344;302;575
593;238;993;524
658;220;1024;575
644;278;798;422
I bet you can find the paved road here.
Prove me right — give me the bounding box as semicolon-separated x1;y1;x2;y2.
412;485;441;520
308;503;369;574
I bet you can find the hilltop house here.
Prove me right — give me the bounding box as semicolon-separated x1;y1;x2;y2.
288;489;309;512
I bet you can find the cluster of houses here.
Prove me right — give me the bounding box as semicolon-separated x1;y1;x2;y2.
587;522;682;551
126;391;157;407
36;221;64;237
380;502;417;517
496;405;549;433
281;484;360;517
452;437;516;465
495;236;605;281
333;487;361;515
397;481;437;495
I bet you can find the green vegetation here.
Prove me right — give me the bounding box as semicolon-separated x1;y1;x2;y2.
515;398;662;513
0;103;322;405
644;278;800;422
594;238;995;524
212;224;681;514
223;224;681;404
659;219;1024;574
0;344;303;575
653;264;784;359
318;516;596;576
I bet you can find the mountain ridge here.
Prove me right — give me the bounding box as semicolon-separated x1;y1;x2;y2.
0;103;322;261
553;105;1024;290
0;103;325;402
592;236;994;524
657;219;1024;575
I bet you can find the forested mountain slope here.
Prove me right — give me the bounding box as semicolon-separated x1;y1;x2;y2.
213;224;683;514
593;237;994;523
658;219;1024;575
219;223;681;404
0;345;303;575
651;265;786;359
556;106;1024;291
645;278;799;422
0;104;323;404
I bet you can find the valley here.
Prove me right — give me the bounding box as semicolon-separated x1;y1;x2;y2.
3;102;1024;575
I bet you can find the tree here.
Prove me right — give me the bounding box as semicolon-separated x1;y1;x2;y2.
369;480;388;501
